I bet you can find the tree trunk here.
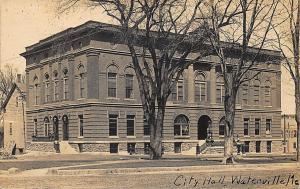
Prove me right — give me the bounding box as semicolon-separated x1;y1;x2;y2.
149;101;165;160
295;80;300;161
223;87;237;164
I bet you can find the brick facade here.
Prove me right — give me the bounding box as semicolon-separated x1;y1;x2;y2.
21;21;283;155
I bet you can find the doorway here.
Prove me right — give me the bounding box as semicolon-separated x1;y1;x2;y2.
62;115;69;140
198;115;211;140
53;116;59;140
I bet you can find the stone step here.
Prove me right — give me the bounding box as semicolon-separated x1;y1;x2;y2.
59;141;77;154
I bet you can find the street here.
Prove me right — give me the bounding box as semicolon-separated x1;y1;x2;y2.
0;167;299;189
0;153;299;189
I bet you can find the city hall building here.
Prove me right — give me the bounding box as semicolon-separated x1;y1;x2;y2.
21;21;282;155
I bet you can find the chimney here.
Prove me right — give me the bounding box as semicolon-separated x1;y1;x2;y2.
17;74;21;83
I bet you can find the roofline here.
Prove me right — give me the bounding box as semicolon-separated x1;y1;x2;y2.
20;20;282;59
0;83;25;111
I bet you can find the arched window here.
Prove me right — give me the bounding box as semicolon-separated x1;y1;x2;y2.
265;80;271;106
44;73;50;103
44;117;50;137
219;117;225;136
174;115;189;136
78;64;86;99
253;79;260;105
124;67;134;99
216;76;225;103
33;75;39;105
107;64;118;98
195;73;206;102
53;70;59;101
62;68;69;100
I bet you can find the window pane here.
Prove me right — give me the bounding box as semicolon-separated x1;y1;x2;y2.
255;119;260;135
110;143;118;153
109;114;118;136
244;141;250;153
219;122;225;136
174;125;181;136
181;124;189;136
254;85;260;105
108;73;117;97
177;80;184;101
244;118;249;135
125;74;134;98
127;115;135;136
266;119;271;134
143;116;150;136
78;115;84;137
267;141;272;153
195;83;200;102
64;78;69;100
200;83;206;101
256;141;261;153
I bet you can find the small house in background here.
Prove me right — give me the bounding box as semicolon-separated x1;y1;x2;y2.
281;114;297;154
0;74;26;154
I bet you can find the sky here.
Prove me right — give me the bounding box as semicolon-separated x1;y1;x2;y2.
0;0;296;114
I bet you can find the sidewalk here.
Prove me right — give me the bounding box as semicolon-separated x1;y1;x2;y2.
0;155;298;177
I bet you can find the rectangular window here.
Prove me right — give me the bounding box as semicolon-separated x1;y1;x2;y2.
110;143;118;153
266;119;271;134
143;116;150;136
127;115;135;136
174;142;182;153
33;119;38;136
255;119;260;135
79;74;85;98
216;84;224;103
63;78;69;100
244;141;250;153
256;141;261;153
78;115;84;137
127;143;136;154
109;114;118;136
9;123;12;135
195;82;206;102
108;73;117;97
45;82;50;103
177;80;184;101
267;141;272;153
172;79;184;101
125;74;134;99
244;118;249;136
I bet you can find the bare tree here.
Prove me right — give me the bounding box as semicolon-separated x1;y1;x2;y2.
0;64;19;106
201;0;280;163
272;0;300;161
58;0;210;159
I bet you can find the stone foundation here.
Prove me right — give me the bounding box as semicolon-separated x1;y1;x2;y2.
26;142;55;152
80;143;109;152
